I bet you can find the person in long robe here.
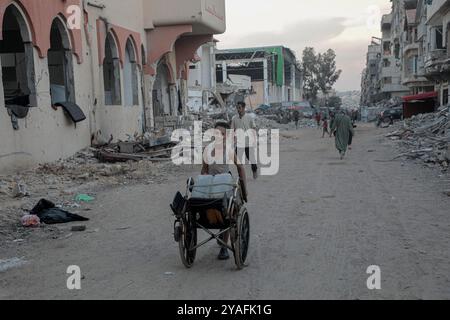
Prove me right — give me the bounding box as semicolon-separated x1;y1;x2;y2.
331;110;354;159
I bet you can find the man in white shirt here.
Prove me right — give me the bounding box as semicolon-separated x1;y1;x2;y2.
231;102;259;179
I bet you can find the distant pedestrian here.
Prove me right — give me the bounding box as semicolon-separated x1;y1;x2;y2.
329;112;336;138
322;118;329;138
293;110;300;129
315;112;322;128
331;109;354;160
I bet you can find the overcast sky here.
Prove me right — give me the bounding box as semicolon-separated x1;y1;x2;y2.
215;0;393;92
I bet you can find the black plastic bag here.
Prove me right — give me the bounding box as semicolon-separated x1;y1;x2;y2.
30;199;89;225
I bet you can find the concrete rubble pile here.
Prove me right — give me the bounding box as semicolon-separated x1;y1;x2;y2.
362;97;403;123
386;106;450;170
255;116;316;131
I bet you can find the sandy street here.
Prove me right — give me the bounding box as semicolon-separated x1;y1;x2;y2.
1;124;449;300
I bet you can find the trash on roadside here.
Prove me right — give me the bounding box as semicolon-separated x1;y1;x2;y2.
75;194;95;203
21;215;41;228
30;199;89;225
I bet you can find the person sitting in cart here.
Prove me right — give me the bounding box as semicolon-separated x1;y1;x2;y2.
201;121;248;260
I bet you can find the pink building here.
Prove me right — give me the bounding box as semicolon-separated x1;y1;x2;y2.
0;0;226;173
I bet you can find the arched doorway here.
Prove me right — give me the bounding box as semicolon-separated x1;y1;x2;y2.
124;38;138;106
103;33;121;105
48;17;75;104
153;62;172;118
0;4;35;103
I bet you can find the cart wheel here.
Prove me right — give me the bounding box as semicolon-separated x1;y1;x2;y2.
234;208;250;270
179;213;197;268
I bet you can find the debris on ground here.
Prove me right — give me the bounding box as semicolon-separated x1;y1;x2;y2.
75;194;95;203
21;215;41;228
0;110;306;243
0;257;27;273
30;199;89;225
386;106;450;171
9;181;29;198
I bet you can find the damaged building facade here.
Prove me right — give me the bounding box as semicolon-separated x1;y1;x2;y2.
0;0;226;174
361;37;382;105
214;46;303;109
361;0;447;108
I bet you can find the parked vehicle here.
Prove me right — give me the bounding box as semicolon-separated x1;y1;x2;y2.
254;104;272;115
377;105;403;127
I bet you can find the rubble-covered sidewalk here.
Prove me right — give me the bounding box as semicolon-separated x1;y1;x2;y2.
0;145;190;244
385;106;450;172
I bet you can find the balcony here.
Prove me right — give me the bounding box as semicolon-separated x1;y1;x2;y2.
427;0;450;25
424;49;447;69
381;83;410;93
403;42;419;54
381;13;392;29
144;0;226;35
424;49;450;79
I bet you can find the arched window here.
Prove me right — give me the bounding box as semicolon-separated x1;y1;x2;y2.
124;38;138;106
48;18;75;104
1;5;35;105
103;33;121;105
153;62;171;117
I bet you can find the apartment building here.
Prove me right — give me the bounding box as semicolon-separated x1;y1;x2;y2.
381;3;411;99
401;0;435;94
0;0;226;173
361;0;450;107
361;37;382;105
423;0;450;106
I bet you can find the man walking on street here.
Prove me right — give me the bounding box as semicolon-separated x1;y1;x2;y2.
331;108;354;160
293;110;300;130
231;102;259;179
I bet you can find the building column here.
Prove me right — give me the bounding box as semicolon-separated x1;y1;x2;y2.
210;45;216;90
281;67;286;102
222;61;227;82
263;59;269;105
291;64;296;101
143;74;155;129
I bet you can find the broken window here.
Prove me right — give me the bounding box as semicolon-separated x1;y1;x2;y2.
383;41;391;55
1;5;35;106
123;38;138;106
103;33;121;105
153;62;171;117
394;43;400;59
48;18;75;104
434;27;444;50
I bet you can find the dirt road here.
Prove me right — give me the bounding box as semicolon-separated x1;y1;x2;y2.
1;124;449;300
